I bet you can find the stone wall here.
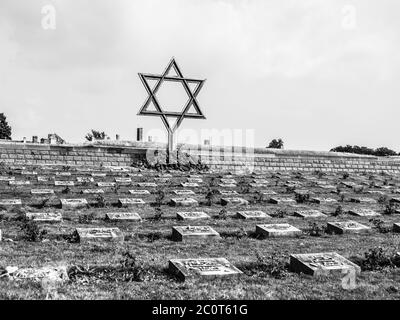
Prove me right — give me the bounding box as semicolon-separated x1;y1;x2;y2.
1;140;400;173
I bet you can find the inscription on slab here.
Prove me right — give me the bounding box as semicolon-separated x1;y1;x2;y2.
118;198;145;207
327;221;371;234
221;178;237;184
0;199;22;206
218;190;238;196
60;198;88;209
170;198;198;207
236;211;271;219
75;227;124;242
172;226;221;242
177;211;210;220
26;212;62;223
77;177;94;183
218;183;237;188
350;197;377;204
82;189;104;194
348;208;381;217
256;223;301;237
174;190;195;195
30;189;54;195
269;197;296;205
105;212;142;221
181;182;199;188
56;172;71;176
97;182;116;187
187;178;203;183
311;197;338;204
92;173;107;177
9;180;30;185
129;190;150;195
294;210;327;219
115;177;132;183
138;182;158;188
221;197;249;206
55;181;75;186
290;252;361;276
169;258;242;281
0;176;15;181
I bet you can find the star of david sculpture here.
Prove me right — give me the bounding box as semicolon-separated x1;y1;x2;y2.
138;58;206;163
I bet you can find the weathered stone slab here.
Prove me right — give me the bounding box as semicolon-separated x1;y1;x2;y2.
54;181;74;186
92;172;107;177
118;198;145;207
26;212;62;223
256;223;301;237
236;211;271;219
218;190;238;196
77;177;95;183
75;227;124;243
218;183;237;188
138;182;158;188
172;226;221;242
393;223;400;232
0;199;22;207
221;178;237;184
327;221;371;234
0;176;15;181
30;189;55;195
154;178;169;183
187;178;203;183
37;176;49;182
60;198;88;209
221;197;249;206
169;258;242;281
97;182;116;187
181;182;199;188
249;183;267;188
348;208;381;217
170;198;198;207
174;190;195;195
177;211;210;220
311;197;338;204
390;197;400;204
105;212;142;222
261;190;277;195
115;177;132;183
55;172;71;176
6;266;69;283
269;197;296;205
82;189;104;194
108;166;129;172
350;197;377;204
367;190;386;196
253;179;269;184
129;190;150;195
294;209;327;219
9;180;30;185
290;252;361;276
21;171;37;175
341;181;361;188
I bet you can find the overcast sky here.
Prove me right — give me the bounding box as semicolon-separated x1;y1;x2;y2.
0;0;399;151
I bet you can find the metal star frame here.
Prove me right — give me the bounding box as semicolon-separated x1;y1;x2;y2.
138;58;206;161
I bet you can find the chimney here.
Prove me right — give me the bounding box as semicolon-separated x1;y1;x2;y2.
32;136;38;143
137;128;143;142
116;134;120;141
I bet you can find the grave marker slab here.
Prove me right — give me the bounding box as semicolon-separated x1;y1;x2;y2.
221;178;237;184
115;177;132;183
26;212;62;223
138;182;158;188
30;189;54;195
221;197;249;206
55;181;74;186
169;258;242;281
0;176;15;181
218;190;238;196
187;178;203;183
390;197;400;204
108;166;129;172
348;208;381;217
7;266;69;283
56;172;71;176
350;197;377;204
393;223;400;233
97;182;116;187
9;180;30;186
327;220;371;234
218;183;237;188
82;189;104;194
177;211;210;220
172;226;221;242
118;198;145;207
261;190;277;195
37;176;49;182
236;211;271;219
77;177;95;183
174;190;195;195
0;199;22;207
170;198;198;207
181;182;199;188
105;212;142;222
294;210;327;219
75;227;124;243
92;173;107;177
256;223;301;237
129;190;150;195
311;197;338;204
21;171;37;175
269;197;296;205
290;252;361;276
60;198;88;209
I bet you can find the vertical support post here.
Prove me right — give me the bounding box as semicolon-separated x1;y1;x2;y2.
167;130;174;164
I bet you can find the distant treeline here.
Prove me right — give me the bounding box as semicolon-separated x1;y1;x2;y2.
330;145;399;157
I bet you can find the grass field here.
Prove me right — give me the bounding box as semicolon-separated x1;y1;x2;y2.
0;164;400;300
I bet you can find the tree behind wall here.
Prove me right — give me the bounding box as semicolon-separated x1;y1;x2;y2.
267;139;284;149
0;113;12;140
85;130;108;141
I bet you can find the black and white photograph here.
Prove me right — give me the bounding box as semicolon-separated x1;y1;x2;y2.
0;0;399;310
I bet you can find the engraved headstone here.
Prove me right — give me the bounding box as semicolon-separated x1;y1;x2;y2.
290;252;361;276
21;171;37;175
218;190;238;196
311;197;338;204
256;223;301;237
118;198;145;207
0;176;15;181
177;211;210;220
174;190;195;195
9;180;30;185
172;226;220;242
55;181;74;186
348;208;381;217
327;221;371;234
115;177;132;183
393;223;400;233
294;210;327;219
236;211;271;219
7;266;69;283
269;197;296;205
138;182;158;188
60;198;88;209
105;212;142;222
187;178;203;183
56;172;71;176
77;177;95;183
0;199;22;207
30;189;54;195
129;190;150;195
92;172;107;177
82;189;104;194
221;197;249;206
37;176;49;182
350;197;377;204
221;178;237;184
181;182;199;188
169;258;242;281
170;198;198;207
261;190;277;195
218;183;237;188
97;182;116;187
26;212;62;223
75;227;124;243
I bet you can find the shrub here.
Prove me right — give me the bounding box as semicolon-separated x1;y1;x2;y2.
217;208;228;220
119;251;145;282
356;247;400;271
295;193;309;204
308;222;326;237
20;220;47;242
153;208;163;221
267;139;284;149
85;130;108;141
332;205;343;217
369;219;391;233
154;189;165;207
0;113;12;140
78;213;95;224
205;189;217;206
330;145;398;157
252;251;289;279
